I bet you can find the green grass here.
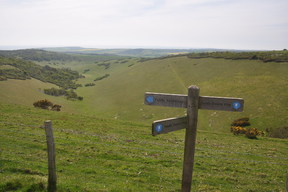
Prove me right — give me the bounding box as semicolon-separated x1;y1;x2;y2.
0;78;83;114
1;103;288;191
72;56;288;133
1;54;287;134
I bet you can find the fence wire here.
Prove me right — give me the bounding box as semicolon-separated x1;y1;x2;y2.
1;121;288;166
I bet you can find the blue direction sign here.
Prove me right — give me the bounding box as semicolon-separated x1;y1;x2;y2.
145;92;244;112
199;96;244;112
152;116;187;136
145;92;187;108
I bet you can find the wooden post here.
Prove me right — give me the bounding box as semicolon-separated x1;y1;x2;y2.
286;173;288;192
181;86;200;192
44;120;57;192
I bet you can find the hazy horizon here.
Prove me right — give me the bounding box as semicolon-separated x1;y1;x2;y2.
0;45;272;51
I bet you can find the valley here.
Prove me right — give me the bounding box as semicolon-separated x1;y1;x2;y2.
0;48;287;191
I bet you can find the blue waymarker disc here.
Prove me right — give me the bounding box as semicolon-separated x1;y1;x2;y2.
146;96;154;104
232;102;241;110
155;124;163;133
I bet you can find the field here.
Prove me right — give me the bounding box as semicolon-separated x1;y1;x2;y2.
9;54;286;133
1;50;288;191
1;103;287;191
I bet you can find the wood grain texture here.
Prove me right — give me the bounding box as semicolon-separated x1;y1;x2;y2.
145;92;187;108
181;86;199;192
152;116;187;136
44;120;57;192
145;92;244;112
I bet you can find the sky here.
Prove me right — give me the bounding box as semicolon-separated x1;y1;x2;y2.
0;0;287;50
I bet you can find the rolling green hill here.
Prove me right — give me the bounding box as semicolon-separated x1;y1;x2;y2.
73;55;288;133
42;47;233;57
0;50;287;134
1;50;288;191
1;103;287;191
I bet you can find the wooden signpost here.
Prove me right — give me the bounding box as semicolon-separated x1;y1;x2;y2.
145;85;244;192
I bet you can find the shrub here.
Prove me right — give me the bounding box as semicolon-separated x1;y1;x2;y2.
230;126;247;135
44;87;66;96
231;126;263;139
33;99;53;109
245;128;263;139
231;117;250;127
230;117;263;139
33;99;61;111
51;104;62;111
84;83;95;87
44;88;83;101
94;74;110;81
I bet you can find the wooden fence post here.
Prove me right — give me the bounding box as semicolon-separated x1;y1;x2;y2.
181;85;200;192
286;173;288;192
44;120;57;192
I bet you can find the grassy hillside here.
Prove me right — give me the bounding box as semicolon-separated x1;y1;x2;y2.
0;50;287;134
0;49;78;62
186;50;288;62
72;55;288;133
1;103;287;191
42;47;232;57
0;78;86;114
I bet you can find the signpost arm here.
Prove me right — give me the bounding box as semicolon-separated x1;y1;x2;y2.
182;86;200;192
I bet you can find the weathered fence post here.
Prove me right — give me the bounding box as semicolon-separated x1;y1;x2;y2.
181;85;199;192
44;120;57;192
286;173;288;192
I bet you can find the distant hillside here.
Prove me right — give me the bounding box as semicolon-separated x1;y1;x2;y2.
42;47;234;57
186;50;288;63
0;49;127;63
0;49;76;62
0;56;82;89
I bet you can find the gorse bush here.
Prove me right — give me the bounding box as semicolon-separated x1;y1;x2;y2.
230;118;263;139
230;126;247;135
231;126;263;139
33;99;53;110
245;128;264;139
51;104;61;111
33;99;61;111
231;117;250;127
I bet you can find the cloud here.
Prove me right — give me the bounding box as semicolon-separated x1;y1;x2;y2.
0;0;287;49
